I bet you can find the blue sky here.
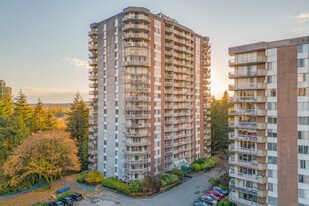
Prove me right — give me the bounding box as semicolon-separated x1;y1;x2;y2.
0;0;308;103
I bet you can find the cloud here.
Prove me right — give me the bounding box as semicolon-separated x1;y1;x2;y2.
61;56;90;69
289;12;309;21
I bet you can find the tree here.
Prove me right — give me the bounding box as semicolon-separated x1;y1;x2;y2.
0;114;30;165
31;99;57;132
210;90;233;154
3;130;80;188
66;92;89;171
0;93;14;125
14;90;33;129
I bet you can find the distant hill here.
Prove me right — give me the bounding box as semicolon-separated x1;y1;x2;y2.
29;101;90;108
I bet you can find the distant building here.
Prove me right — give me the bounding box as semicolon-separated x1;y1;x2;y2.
88;7;212;182
228;36;309;206
0;80;12;97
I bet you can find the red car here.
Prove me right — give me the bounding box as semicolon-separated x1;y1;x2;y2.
205;193;221;201
207;189;224;198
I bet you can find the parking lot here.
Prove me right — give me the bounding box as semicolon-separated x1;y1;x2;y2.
76;169;223;206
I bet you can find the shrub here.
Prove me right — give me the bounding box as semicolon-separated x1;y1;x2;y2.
77;171;88;183
194;158;207;164
192;163;201;172
102;177;130;194
171;168;185;181
160;173;179;187
84;171;104;184
141;176;161;193
129;180;142;193
209;156;220;165
56;192;71;200
218;200;233;206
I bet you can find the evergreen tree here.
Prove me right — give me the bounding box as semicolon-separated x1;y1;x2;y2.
66;92;89;171
0;94;14;126
210;90;233;154
14;90;33;129
31;99;56;132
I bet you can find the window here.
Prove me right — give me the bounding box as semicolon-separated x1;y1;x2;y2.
298;73;309;82
298;45;304;53
268;183;277;192
268;129;277;138
268;196;278;205
268;169;277;178
299;145;309;154
299;103;309;111
268;156;278;165
298;131;309;140
267;76;277;84
298;59;305;67
267;102;277;110
268;117;277;124
268;143;277;151
267;62;277;70
299;117;309;125
299;160;309;170
267;89;277;97
267;48;277;57
299;174;309;184
298;88;308;96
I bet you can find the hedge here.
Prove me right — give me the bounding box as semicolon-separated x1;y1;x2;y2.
129;180;142;193
192;156;220;172
171;168;185;181
77;170;104;184
160;174;179;187
102;177;130;194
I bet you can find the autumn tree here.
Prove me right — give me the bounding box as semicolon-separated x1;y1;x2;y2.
3;130;80;188
210;90;233;154
31;99;57;132
66;93;90;171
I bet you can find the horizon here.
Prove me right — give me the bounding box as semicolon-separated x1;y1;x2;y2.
1;0;308;103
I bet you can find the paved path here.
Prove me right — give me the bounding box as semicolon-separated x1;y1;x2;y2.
76;168;222;206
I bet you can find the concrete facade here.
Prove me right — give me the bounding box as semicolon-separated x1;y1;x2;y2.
228;36;309;206
88;7;212;182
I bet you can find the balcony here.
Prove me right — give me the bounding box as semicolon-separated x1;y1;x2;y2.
125;167;150;174
125;140;150;146
125;114;150;119
125;123;151;128
125;96;150;102
234;96;266;103
88;43;98;51
124;42;149;48
122;14;149;22
228;56;267;67
229;83;266;91
228;70;266;79
124;59;150;67
125;106;150;111
229;170;267;184
229;156;266;170
126;78;149;84
229;180;266;197
229;192;261;206
228;121;266;130
124;131;151;137
89;90;98;95
228;132;266;143
229;144;266;156
88;59;98;66
123;24;149;31
89;74;98;81
88;30;98;37
125;158;149;164
89;83;98;88
123;33;149;40
88;53;98;59
228;108;266;116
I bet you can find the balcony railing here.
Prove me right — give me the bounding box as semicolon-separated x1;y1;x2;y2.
125;167;150;174
124;131;151;137
125;158;149;164
123;24;149;31
234;96;266;103
125;140;150;146
229;144;266;156
124;42;149;48
229;156;266;170
228;70;266;79
228;108;266;116
228;132;266;143
124;59;150;67
229;192;259;206
228;121;266;129
229;56;267;66
229;170;267;184
88;30;98;36
122;14;149;22
125;114;150;119
229;83;266;91
123;33;149;40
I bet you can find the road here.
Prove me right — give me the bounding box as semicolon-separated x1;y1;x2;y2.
76;168;222;206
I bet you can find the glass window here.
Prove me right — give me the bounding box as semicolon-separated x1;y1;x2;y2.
268;143;277;151
298;59;305;67
299;117;309;125
268;196;278;205
268;156;278;165
299;145;309;154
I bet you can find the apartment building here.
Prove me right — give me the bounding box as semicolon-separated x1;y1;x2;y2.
0;80;12;97
88;7;211;182
228;36;309;206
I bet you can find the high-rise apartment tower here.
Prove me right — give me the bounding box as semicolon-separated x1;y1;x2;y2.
88;7;211;182
228;36;309;206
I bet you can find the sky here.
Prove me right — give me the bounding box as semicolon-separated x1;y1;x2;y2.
0;0;308;103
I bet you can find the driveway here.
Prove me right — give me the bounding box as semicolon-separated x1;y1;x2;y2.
76;168;223;206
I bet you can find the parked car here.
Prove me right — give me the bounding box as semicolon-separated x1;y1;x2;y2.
70;193;83;201
213;186;229;195
206;189;224;198
204;193;220;201
199;194;218;205
48;201;65;206
193;201;212;206
60;197;74;206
